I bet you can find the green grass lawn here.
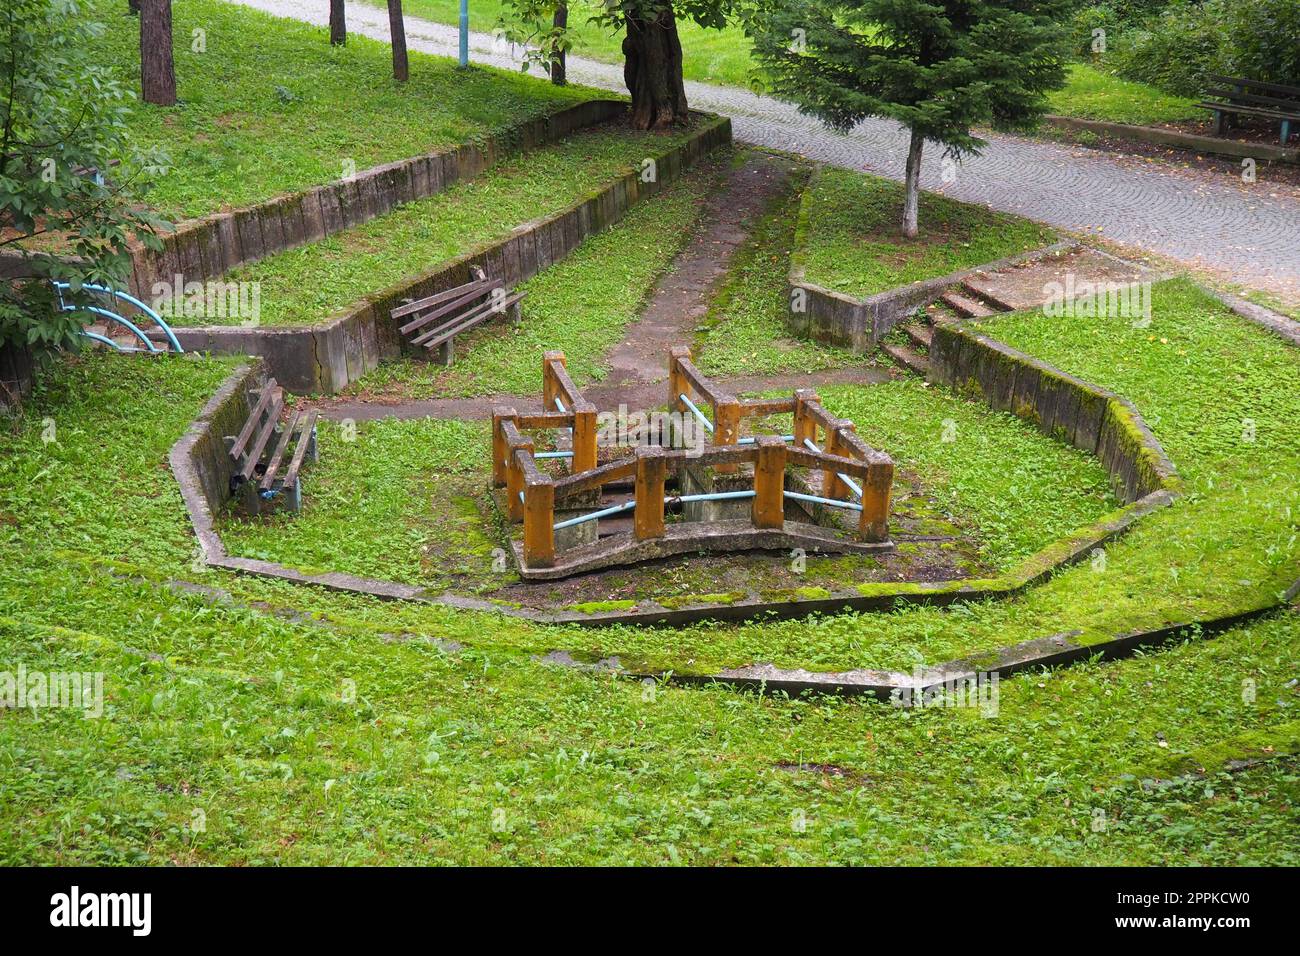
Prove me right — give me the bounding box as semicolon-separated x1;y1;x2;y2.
1046;63;1203;127
220;121;706;327
353;151;725;397
86;0;598;219
795;168;1056;300
0;293;1297;862
221;377;1115;591
366;0;756;88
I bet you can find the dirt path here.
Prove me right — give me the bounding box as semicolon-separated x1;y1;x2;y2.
599;151;795;390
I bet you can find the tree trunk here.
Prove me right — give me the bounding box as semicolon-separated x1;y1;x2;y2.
139;0;177;106
622;5;688;129
388;0;408;82
329;0;346;46
902;127;924;239
551;5;568;86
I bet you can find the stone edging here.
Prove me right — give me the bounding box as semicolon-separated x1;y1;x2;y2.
1043;115;1300;166
173;355;1177;628
128;99;628;298
167;111;733;394
927;319;1180;503
786;169;1077;350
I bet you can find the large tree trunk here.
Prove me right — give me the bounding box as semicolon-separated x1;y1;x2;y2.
551;5;568;86
622;5;688;129
330;0;346;46
388;0;408;82
902;127;924;239
139;0;176;106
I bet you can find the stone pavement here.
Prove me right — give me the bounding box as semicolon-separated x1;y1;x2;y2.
232;0;1300;300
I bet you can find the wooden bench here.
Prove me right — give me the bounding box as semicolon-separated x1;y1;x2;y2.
226;377;319;513
1198;75;1300;146
390;267;525;365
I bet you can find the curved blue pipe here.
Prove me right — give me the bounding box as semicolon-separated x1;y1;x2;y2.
53;281;184;353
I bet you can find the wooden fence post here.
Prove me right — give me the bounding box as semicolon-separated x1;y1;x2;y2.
822;423;850;499
634;445;666;540
572;401;598;474
523;474;555;566
506;437;532;522
668;346;690;413
542;350;564;412
752;435;786;530
858;456;894;543
491;406;515;488
714;396;741;474
793;390;818;449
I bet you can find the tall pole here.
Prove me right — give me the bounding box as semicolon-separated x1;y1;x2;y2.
459;0;469;67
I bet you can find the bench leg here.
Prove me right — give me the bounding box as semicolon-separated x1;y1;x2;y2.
1282;119;1293;146
432;338;455;366
1213;109;1224;136
287;477;302;513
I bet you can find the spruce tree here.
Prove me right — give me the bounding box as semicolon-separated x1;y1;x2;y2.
746;0;1074;237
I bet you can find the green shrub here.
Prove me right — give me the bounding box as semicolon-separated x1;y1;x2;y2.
1222;0;1300;87
1109;0;1298;97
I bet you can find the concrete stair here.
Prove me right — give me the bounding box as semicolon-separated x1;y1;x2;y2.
880;340;931;377
940;288;999;318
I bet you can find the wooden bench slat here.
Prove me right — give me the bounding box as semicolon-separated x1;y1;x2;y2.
398;284;494;337
390;278;490;321
417;291;525;350
1206;74;1300;98
229;378;278;460
258;408;301;491
280;410;318;489
237;394;284;481
1204;89;1300;115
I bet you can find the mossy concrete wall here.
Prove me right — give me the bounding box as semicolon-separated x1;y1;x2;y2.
128;99;627;297
168;112;733;394
928;322;1179;503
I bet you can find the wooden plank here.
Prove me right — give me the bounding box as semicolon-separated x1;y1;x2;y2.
516;411;574;430
417;292;525;350
399;284;491;337
237;395;284;481
739;398;796;418
858;458;894;543
553;458;636;498
1206;74;1300;98
229;379;278;460
258;408;301;490
1198;101;1300;121
390;278;489;320
1204;89;1300;115
280;409;318;488
786;446;869;480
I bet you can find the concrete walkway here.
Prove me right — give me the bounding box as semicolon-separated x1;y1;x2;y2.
231;0;1300;299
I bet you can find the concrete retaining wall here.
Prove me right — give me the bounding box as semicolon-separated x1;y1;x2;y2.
171;111;734;394
788;245;1077;352
928;322;1179;503
128;99;628;298
785;170;1076;350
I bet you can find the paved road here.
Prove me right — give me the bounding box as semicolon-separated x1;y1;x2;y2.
232;0;1300;298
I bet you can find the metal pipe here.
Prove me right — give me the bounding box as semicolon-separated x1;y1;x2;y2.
737;434;795;445
534;451;573;459
803;438;863;499
784;490;863;512
553;499;635;530
678;393;715;434
671;491;755;504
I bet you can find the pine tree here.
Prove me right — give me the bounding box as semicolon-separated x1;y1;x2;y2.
747;0;1074;237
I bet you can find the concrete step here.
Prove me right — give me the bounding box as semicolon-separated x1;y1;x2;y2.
941;290;998;318
903;322;933;350
881;342;931;378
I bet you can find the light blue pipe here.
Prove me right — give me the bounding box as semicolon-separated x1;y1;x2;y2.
678;393;714;434
802;437;863;499
54;281;184;353
784;489;863;512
